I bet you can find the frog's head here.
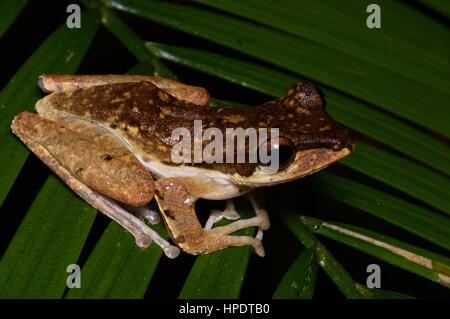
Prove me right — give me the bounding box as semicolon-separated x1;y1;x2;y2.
232;81;353;186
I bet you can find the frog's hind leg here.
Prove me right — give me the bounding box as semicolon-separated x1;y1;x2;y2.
38;74;209;105
11;112;179;259
204;199;240;230
76;189;178;258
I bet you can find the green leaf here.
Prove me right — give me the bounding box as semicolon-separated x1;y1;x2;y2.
342;142;450;214
273;246;317;299
310;172;450;250
99;6;150;63
0;175;96;298
179;201;254;299
355;284;415;299
301;216;450;287
65;222;166;299
179;246;252;299
0;0;29;38
324;91;450;177
97;5;175;79
0;10;100;206
0;10;100;299
108;0;450;137
199;0;450;93
273;189;363;298
146;42;450;176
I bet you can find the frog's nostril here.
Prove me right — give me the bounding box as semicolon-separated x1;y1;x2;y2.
331;137;353;151
346;142;354;151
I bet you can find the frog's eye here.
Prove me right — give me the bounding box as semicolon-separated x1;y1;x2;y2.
277;137;296;170
258;137;295;172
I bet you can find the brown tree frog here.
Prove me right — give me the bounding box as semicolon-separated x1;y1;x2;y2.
11;74;353;258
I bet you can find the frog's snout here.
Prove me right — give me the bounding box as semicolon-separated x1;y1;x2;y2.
331;130;354;152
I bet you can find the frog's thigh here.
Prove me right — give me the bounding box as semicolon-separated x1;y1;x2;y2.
154;178;266;256
12;112;155;207
11;112;179;258
39;74;209;106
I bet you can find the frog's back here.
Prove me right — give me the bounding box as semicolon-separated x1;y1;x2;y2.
36;81;206;161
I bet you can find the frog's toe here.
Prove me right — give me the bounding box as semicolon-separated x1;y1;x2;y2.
218;235;265;257
221;208;240;221
78;194;175;257
257;208;270;231
254;240;265;257
122;204;161;225
134;233;180;259
135;236;152;249
256;229;264;241
204;199;240;230
138;207;161;225
246;191;271;243
163;245;181;259
226;235;265;257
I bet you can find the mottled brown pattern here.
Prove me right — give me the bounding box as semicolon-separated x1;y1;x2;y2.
40;80;352;174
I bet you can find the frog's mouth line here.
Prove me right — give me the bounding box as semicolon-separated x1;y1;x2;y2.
232;147;352;186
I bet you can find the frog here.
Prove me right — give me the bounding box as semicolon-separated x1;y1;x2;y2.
11;74;353;259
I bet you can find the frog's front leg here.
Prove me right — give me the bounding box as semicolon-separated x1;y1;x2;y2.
204;199;240;230
11;112;180;258
204;192;270;240
246;191;270;240
154;178;269;256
